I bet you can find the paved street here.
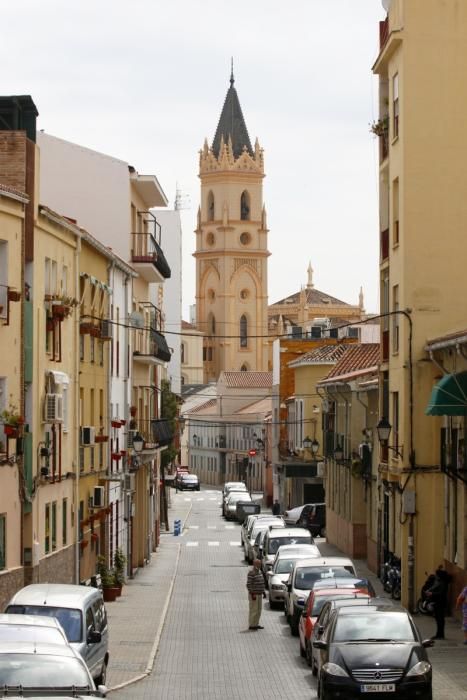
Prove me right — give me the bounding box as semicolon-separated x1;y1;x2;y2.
109;489;467;700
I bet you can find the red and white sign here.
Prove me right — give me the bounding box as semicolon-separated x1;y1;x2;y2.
248;449;257;457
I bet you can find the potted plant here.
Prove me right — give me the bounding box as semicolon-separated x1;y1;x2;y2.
113;547;126;593
95;434;109;443
96;555;119;602
8;290;21;302
50;293;79;319
1;403;24;438
111;419;121;429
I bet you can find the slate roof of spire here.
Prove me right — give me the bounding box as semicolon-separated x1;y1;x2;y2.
212;74;253;159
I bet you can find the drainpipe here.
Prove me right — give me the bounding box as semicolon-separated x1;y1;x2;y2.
74;237;81;583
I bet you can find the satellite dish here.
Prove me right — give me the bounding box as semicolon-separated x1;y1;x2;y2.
382;0;392;11
129;311;144;328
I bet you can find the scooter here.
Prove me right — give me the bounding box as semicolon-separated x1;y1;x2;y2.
381;554;401;598
416;573;436;615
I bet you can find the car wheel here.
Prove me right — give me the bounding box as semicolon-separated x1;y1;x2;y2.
299;639;306;658
95;660;107;686
269;599;279;610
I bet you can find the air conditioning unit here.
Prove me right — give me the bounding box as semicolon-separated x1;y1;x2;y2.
93;485;105;508
43;394;63;423
80;426;96;445
100;319;113;339
124;473;136;491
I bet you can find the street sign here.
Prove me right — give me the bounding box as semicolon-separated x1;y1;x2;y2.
248;449;256;456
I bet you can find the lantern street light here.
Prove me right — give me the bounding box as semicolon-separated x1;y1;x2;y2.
132;433;144;453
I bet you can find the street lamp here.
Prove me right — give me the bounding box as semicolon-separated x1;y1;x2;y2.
334;445;344;461
132;433;144;453
376;417;403;459
303;436;319;456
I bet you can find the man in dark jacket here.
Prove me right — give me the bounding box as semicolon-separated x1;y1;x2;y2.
272;500;281;516
246;558;267;630
427;566;451;639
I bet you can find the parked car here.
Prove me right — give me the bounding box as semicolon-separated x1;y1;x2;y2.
283;504;308;525
241;513;279;547
296;503;326;537
244;518;285;563
222;485;248;516
236;500;260;523
222;481;247;499
312;603;433;700
225;492;252;520
299;588;370;664
177;473;200;491
0;640;105;696
267;545;323;609
260;527;315;576
0;614;69;645
6;584;109;685
284;556;357;635
310;597;402;677
311;576;376;597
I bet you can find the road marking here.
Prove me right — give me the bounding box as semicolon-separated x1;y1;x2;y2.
209;497;217;501
186;542;198;547
224;525;234;529
196;498;205;502
230;542;241;547
208;541;219;547
189;525;199;529
184;498;191;502
207;525;217;530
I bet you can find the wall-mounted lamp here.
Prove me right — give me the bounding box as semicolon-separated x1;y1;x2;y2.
376;417;403;459
132;433;144;453
303;436;319;455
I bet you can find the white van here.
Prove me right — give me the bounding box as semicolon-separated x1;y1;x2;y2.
284;556;357;634
260;527;315;575
6;583;109;684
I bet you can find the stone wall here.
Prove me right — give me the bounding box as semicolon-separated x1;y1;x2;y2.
0;567;25;612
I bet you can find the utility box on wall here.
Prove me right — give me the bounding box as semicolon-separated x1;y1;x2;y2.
402;490;416;515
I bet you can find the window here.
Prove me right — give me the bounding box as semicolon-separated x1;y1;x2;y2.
392;285;399;353
0;515;5;569
207;191;214;221
62;499;67;546
181;343;186;364
206;232;215;246
62;385;69;433
99;341;104;366
392;74;399;139
90;336;95;363
51;502;57;551
79;334;84;361
240;315;248;347
208;313;215;335
240;363;248;371
45;504;50;554
240;191;250;220
392;392;399;455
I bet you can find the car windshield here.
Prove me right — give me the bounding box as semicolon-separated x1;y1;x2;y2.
0;654;91;688
229;494;251;504
183;476;197;481
294;567;354;590
267;536;310;554
334;612;415;642
0;626;65;644
276;559;298;574
6;606;82;643
312;594;367;617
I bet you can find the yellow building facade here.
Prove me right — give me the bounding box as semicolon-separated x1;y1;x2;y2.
373;0;467;609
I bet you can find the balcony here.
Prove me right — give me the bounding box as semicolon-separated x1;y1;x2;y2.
379;18;389;50
151;419;173;447
131;226;171;284
380;228;389;262
133;330;171;366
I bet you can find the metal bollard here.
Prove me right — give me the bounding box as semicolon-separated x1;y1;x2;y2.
174;519;181;536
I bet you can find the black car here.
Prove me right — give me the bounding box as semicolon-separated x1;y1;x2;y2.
297;503;326;537
313;603;433;700
177;474;200;491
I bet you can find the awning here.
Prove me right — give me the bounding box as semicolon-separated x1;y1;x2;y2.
48;370;70;385
425;371;467;416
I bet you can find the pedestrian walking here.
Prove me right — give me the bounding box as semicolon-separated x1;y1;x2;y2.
455;584;467;644
272;499;281;516
427;566;451;640
246;558;266;630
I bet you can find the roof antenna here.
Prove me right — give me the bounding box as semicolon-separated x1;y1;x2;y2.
230;57;234;87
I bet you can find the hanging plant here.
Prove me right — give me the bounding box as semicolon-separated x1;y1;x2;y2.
369;116;389;138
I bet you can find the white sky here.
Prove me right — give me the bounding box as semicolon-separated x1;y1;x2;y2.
2;0;385;319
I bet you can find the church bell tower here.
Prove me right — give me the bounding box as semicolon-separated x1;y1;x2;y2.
195;70;270;380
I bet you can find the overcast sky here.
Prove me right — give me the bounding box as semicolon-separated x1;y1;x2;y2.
2;0;385;319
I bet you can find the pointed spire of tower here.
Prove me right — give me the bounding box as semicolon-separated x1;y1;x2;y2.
306;261;314;289
359;286;365;311
230;56;234;87
212;68;253;159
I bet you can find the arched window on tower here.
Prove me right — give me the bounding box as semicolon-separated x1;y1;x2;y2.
240;363;248;371
208;313;216;335
181;342;186;364
240;191;250;221
207;191;215;221
240;315;248;347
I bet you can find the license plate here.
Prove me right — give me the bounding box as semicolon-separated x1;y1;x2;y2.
361;684;395;693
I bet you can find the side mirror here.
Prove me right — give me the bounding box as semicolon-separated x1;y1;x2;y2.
317;625;324;635
313;640;327;650
287;583;292;592
87;629;102;644
422;638;435;648
266;571;273;579
97;684;108;697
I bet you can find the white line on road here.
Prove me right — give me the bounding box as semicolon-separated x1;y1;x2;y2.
224;525;234;529
189;525;199;529
196;498;205;501
186;542;198;547
208;541;219;547
207;525;217;529
230;542;241;547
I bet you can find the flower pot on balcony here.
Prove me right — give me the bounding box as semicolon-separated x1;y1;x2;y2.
120;450;127;457
102;586;119;603
80;539;89;550
91;532;99;543
52;304;68;318
3;425;18;438
95;435;109;443
8;290;21;302
111;420;121;429
111;453;121;462
120;419;127;426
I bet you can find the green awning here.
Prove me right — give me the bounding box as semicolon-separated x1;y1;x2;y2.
425;371;467;416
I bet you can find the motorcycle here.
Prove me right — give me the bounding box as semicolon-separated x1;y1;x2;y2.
381;554;401;599
416;573;436;615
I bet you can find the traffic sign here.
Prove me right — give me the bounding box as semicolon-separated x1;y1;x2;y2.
248;449;257;456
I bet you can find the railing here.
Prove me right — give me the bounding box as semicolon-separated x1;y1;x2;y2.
131;232;171;279
380;133;389;162
379;18;389;50
380;228;389;261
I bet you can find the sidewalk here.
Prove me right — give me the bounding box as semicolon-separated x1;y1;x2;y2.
106;498;192;690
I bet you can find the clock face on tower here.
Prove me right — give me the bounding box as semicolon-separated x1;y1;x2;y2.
240;232;251;245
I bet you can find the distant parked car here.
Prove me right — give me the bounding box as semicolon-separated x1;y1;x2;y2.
267;545;322;609
245;518;285;563
236;500;260;523
225;492;252;520
177;473;200;491
284;503;326;536
260;527;315;576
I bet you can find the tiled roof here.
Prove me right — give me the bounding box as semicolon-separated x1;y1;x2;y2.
182;320;195;329
270;287;350;308
320;343;380;382
425;328;467;350
0;183;28;201
222;371;273;389
236;397;272;415
288;344;349;368
186;398;217;415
